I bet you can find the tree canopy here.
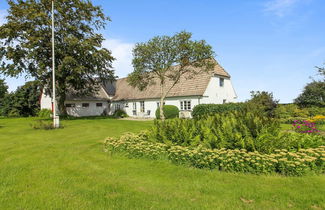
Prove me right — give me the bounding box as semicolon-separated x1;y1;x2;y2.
0;0;115;114
1;81;41;117
294;64;325;108
127;31;215;120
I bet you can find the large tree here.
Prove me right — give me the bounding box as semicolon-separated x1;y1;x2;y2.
1;81;41;117
294;81;325;107
127;31;215;120
294;65;325;107
0;0;115;114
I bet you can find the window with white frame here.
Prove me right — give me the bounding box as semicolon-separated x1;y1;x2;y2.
140;101;145;112
180;100;191;110
96;103;103;107
157;101;165;108
125;102;129;108
114;103;120;110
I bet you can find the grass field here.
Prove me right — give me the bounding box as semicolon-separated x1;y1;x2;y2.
0;117;324;209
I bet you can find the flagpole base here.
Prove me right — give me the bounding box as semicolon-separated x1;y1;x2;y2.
53;116;60;128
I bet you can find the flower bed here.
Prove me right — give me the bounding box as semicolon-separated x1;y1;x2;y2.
104;132;325;176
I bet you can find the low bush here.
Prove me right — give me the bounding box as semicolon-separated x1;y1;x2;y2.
155;105;179;119
38;109;52;119
113;109;128;118
30;119;55;130
104;133;325;176
192;103;244;119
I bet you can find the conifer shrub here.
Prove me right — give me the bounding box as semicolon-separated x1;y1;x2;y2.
155;105;179;119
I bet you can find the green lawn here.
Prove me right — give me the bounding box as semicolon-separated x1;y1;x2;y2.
0;118;324;209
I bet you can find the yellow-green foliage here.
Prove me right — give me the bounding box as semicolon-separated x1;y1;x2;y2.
104;133;325;176
150;111;280;151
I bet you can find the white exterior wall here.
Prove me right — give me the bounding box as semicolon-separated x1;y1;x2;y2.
201;76;237;104
40;92;109;117
111;96;200;118
64;101;109;117
40;92;53;110
40;75;237;118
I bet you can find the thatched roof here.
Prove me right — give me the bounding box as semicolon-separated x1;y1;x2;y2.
66;60;230;101
111;61;230;101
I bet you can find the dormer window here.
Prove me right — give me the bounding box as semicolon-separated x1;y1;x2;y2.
219;78;224;87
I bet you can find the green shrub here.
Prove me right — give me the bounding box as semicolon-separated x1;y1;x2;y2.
113;109;128;118
104;133;325;176
155;105;179;119
192;103;244;119
8;109;20;117
30;119;54;130
38;109;52;119
150;110;281;152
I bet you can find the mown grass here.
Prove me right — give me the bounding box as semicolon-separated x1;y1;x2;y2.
0;117;324;209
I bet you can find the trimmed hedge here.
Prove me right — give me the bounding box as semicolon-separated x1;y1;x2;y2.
155;105;179;119
192;103;245;119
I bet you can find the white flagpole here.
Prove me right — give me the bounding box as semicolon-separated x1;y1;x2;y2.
52;0;59;128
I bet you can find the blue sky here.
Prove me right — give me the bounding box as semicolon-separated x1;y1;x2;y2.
0;0;325;102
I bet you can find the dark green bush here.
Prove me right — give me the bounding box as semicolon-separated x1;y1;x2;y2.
155;105;179;119
192;103;244;119
113;109;128;118
38;109;52;119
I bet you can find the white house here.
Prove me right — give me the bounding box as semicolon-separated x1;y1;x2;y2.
40;60;237;118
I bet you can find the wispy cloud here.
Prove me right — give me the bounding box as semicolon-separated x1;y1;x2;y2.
263;0;306;17
0;10;7;26
102;39;134;78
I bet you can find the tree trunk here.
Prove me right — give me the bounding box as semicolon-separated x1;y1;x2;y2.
58;92;67;116
159;95;165;121
159;84;165;121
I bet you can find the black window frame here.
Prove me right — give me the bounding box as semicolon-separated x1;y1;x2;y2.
82;103;89;108
219;78;224;87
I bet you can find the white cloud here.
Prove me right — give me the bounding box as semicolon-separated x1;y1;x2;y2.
0;10;7;26
264;0;305;17
102;39;134;78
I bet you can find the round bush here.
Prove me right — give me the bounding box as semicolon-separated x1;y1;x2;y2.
155;105;179;119
113;109;128;118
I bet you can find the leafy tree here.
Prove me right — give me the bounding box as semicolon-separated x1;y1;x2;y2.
294;65;325;108
0;79;8;101
0;0;115;114
1;81;41;117
294;81;325;107
127;31;215;120
247;91;279;117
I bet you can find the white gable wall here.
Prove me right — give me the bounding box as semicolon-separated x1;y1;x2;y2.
40;91;53;110
201;76;237;104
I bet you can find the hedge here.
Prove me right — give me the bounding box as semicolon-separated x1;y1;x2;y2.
192;103;245;119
